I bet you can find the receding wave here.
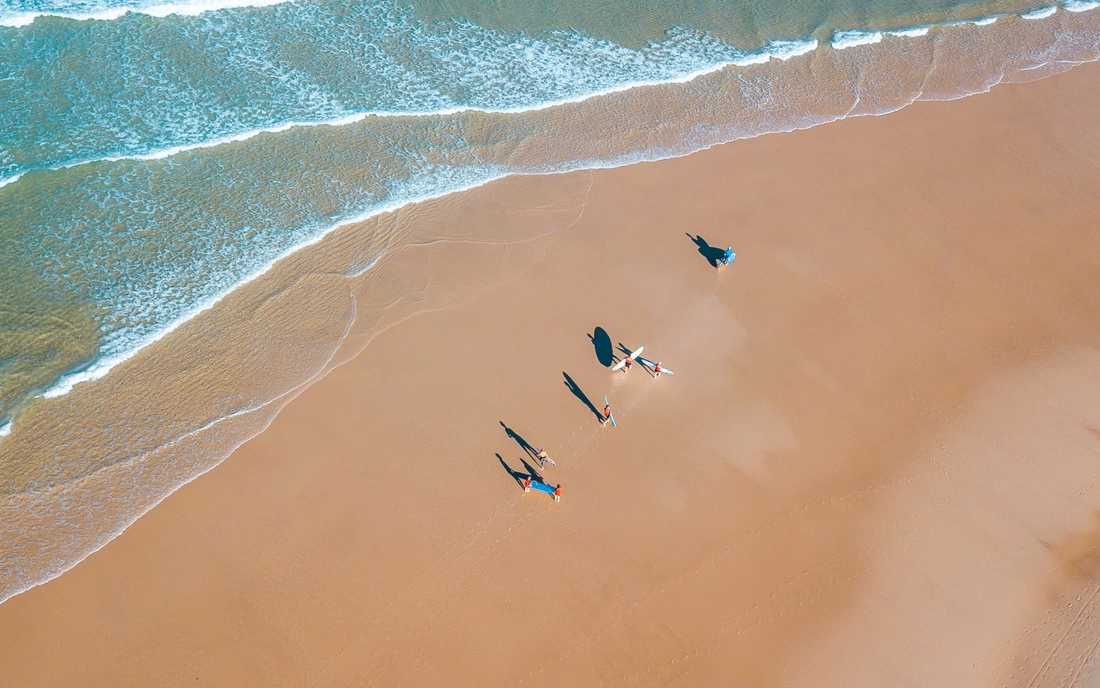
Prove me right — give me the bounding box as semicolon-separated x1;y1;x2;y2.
0;0;290;27
832;29;886;49
1022;6;1059;18
0;2;1070;184
0;0;1060;184
0;0;831;183
16;38;819;181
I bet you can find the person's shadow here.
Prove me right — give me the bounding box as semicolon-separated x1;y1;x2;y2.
497;453;544;491
500;421;538;459
588;327;616;367
497;454;529;490
687;233;728;268
563;372;605;423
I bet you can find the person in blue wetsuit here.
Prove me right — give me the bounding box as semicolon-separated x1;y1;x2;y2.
722;247;735;266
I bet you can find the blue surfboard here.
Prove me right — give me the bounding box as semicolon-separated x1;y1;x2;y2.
637;357;674;375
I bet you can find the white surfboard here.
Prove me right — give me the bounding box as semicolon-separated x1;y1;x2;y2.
637;357;674;375
612;345;644;371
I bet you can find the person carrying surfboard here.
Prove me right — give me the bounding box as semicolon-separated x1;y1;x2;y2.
721;246;735;266
613;346;642;373
553;485;561;502
523;476;532;492
637;356;674;377
536;448;556;468
603;394;617;426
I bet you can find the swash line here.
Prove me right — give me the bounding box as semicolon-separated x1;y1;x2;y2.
0;1;1084;187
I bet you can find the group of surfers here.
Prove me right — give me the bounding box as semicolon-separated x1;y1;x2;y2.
525;344;673;502
520;243;733;503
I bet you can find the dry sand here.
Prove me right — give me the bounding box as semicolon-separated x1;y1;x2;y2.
4;62;1100;687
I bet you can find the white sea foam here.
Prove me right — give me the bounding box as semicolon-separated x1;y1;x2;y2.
0;0;291;27
8;37;819;184
96;121;307;163
5;0;1093;190
888;26;932;37
1064;0;1100;12
741;38;820;63
0;11;37;26
138;0;286;17
0;421;11;440
1022;6;1058;18
831;30;885;49
0;173;23;189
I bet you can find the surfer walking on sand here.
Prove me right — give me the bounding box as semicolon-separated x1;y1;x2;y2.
603;403;612;424
536;448;556;468
523;476;531;492
553;485;561;502
654;361;664;378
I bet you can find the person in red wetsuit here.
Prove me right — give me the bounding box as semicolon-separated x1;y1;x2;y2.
654;361;663;378
523;476;531;492
553;485;561;502
603;403;611;424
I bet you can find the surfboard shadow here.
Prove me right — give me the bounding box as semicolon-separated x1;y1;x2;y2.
500;421;538;459
688;233;728;268
562;372;604;423
589;327;616;367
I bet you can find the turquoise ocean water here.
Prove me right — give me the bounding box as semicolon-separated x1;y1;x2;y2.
2;0;1100;600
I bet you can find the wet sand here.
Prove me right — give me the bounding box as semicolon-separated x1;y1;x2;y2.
4;62;1100;687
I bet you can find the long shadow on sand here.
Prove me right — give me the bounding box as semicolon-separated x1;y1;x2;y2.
497;454;544;490
688;233;728;268
497;454;529;490
563;372;605;423
589;327;617;367
500;421;538;460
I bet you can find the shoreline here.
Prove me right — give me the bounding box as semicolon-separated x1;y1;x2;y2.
3;58;1100;686
0;170;596;604
11;7;1100;599
8;1;1098;420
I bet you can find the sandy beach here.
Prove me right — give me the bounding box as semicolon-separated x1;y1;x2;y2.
4;60;1100;687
